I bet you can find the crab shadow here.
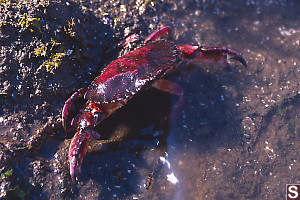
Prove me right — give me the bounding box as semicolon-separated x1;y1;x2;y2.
77;62;245;199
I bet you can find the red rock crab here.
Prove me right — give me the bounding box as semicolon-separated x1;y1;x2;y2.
62;26;246;181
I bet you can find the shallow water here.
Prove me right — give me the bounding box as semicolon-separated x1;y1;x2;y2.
0;0;299;199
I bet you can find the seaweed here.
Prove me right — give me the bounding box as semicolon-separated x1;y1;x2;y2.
18;14;41;33
35;39;73;73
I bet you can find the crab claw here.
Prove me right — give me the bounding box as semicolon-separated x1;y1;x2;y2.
69;131;89;181
178;45;247;67
221;47;247;67
68;129;101;181
62;87;87;136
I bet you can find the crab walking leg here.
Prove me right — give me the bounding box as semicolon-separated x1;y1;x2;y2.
62;87;88;135
144;26;172;44
119;26;172;48
88;132;129;152
178;45;247;67
118;33;139;48
152;79;185;118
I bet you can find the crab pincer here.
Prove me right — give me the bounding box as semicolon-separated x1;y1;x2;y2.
68;128;100;181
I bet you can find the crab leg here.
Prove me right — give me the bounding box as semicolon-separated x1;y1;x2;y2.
152;79;184;118
178;44;247;67
62;87;88;136
119;26;172;48
144;26;172;44
118;33;139;48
